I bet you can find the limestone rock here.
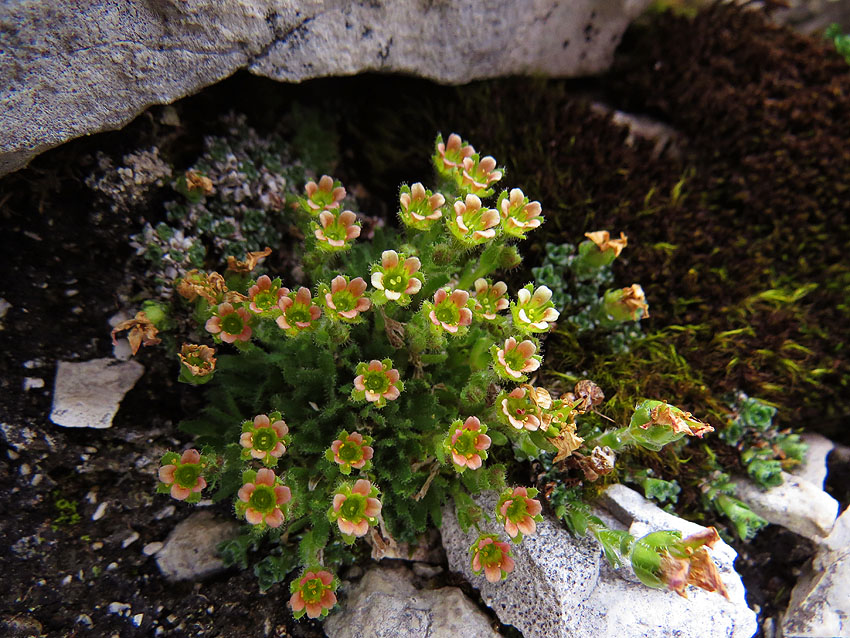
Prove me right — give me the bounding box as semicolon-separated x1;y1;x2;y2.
783;506;850;637
324;565;499;638
733;472;839;542
0;0;653;175
789;432;835;489
442;487;757;638
155;511;239;582
50;358;144;429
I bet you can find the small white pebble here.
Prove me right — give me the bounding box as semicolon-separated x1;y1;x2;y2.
91;541;103;550
122;531;140;548
76;614;93;627
107;562;118;570
108;602;131;616
23;359;40;369
143;542;163;556
31;473;43;486
23;377;45;391
92;502;108;521
0;298;11;319
36;579;46;586
61;574;73;585
86;490;98;504
154;505;175;520
166;614;178;624
65;289;79;297
197;499;213;507
132;613;144;627
84;446;98;454
71;306;83;315
19;463;30;476
207;605;214;614
79;454;90;462
155;627;165;636
7;449;19;460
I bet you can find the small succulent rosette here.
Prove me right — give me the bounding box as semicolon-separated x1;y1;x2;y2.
601;284;650;323
302;175;346;213
629;527;729;599
351;359;403;408
312;210;361;252
235;468;292;528
240;412;290;466
320;275;371;323
499;386;543;431
490;336;541;382
471;278;509;321
328;479;382;542
456;154;504;198
289;568;340;620
247;275;287;316
447;194;500;247
205;302;253;343
276;287;322;335
628;400;714;452
497;188;543;239
433;133;476;178
398;182;445;230
326;430;374;475
470;534;516;583
495;487;543;543
425;288;473;335
370;250;423;306
157;449;208;502
443;416;491;472
177;343;216;385
510;284;560;334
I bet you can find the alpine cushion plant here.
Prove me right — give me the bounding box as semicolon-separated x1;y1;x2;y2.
148;133;732;615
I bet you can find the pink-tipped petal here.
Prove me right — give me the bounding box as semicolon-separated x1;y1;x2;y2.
333;493;346;512
159;465;176;483
265;509;285;528
364;497;382;517
245;508;264;525
352;479;371;495
290;591;305;612
255;468;276;486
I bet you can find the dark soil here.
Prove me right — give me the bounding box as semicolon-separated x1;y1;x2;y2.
1;4;848;637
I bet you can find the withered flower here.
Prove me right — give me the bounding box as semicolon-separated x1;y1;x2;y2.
111;311;161;356
570;380;605;413
178;344;216;377
647;404;714;438
176;270;245;305
226;247;273;274
584;230;628;257
659;528;730;600
185;170;215;196
575;445;616;481
550;426;584;463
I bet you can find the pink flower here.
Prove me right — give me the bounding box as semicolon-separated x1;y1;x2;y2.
158;449;207;501
205;302;252;343
323;275;371;321
370;250;423;304
237;468;292;528
247;275;287;314
470;535;516;583
239;412;289;466
499;188;543;238
304;175;346;212
289;569;338;619
447;416;491;471
512;284;560;333
399;182;445;229
435;133;476;171
472;278;509;320
460;155;503;195
448;194;500;246
353;359;403;406
493;337;541;381
314;210;361;250
428;288;473;334
496;487;543;541
329;479;382;538
328;431;374;475
500;386;542;431
276;287;322;333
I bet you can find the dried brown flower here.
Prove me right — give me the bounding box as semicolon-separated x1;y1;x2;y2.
226;247;273;274
584;230;628;257
178;343;217;376
185;170;214;196
111;311;161;356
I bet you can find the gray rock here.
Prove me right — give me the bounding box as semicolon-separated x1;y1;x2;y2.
442;487;757;638
790;432;835;489
155;511;239;582
732;472;839;542
783;506;850;637
50;358;145;429
0;0;653;175
325;565;499;638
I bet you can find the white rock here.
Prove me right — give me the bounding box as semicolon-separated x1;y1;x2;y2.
50;358;144;429
155;511;239;582
733;472;839;541
324;565;499;638
108;602;131;616
143;542;164;556
790;433;835;489
23;377;45;391
0;0;653;175
442;487;757;638
783;506;850;637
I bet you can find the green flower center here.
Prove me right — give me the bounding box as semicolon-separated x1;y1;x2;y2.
312;191;334;208
340;494;366;521
221;313;244;335
504;349;527;370
301;578;325;604
338;441;362;463
248;484;276;513
323;222;347;242
363;370;390;393
479;543;502;566
287;304;313;324
435;302;459;325
174;464;201;488
453;431;478;456
253;290;277;311
384;271;409;293
332;291;355;313
252;427;278;452
506;499;526;521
